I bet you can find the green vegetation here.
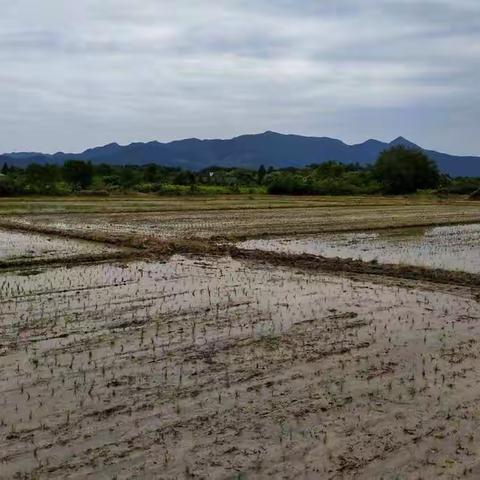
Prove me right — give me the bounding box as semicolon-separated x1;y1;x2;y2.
373;146;440;194
0;162;265;196
439;177;480;195
265;162;380;195
0;147;478;197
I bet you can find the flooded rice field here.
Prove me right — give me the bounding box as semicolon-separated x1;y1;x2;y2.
0;228;121;264
1;196;480;479
1;203;479;241
238;223;480;274
1;255;480;479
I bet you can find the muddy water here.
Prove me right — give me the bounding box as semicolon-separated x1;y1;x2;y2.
0;228;120;263
0;256;388;344
238;223;480;273
1;255;480;478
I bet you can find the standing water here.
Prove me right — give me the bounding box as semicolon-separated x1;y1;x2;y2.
237;223;480;273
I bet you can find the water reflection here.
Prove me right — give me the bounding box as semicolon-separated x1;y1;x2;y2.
238;223;480;273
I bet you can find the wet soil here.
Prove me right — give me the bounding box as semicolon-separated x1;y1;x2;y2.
1;256;479;479
1;197;480;479
237;224;480;274
1;203;479;241
0;228;124;267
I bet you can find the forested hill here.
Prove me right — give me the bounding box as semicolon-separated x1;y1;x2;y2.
2;131;479;177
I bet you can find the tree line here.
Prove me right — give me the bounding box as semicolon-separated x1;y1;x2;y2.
0;146;478;196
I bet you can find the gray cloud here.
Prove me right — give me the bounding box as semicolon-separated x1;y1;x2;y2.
0;0;479;155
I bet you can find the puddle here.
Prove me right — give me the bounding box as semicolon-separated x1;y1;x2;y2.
0;228;120;263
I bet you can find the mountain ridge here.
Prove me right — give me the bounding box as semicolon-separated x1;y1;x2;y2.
1;131;479;177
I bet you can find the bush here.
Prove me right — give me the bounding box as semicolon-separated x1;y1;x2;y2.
0;176;16;196
266;173;310;195
135;183;157;193
440;178;480;195
266;172;382;196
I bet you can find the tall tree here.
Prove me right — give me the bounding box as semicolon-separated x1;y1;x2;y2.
374;146;440;194
63;160;94;189
257;164;266;184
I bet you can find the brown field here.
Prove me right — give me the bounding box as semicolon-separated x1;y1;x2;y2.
0;194;472;216
0;194;479;479
0;194;479;242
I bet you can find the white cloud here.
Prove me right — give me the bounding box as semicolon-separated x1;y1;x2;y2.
0;0;479;154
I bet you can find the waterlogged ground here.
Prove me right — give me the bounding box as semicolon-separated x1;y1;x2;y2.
0;228;121;265
1;195;480;479
0;194;472;215
1;202;479;241
238;223;480;274
1;255;480;479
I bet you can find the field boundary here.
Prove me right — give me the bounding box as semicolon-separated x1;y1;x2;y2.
229;247;480;290
1;217;479;290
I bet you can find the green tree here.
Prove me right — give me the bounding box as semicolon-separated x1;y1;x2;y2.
25;164;61;193
95;163;114;176
374;146;439;194
174;170;195;186
63;161;94;189
257;164;266;184
143;164;159;183
118;166;143;189
313;161;346;178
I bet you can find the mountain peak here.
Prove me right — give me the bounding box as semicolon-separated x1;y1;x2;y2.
84;142;120;152
389;136;419;149
357;138;385;147
262;130;281;136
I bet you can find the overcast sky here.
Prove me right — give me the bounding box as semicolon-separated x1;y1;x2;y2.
1;0;479;154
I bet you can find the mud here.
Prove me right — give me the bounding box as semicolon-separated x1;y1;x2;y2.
1;197;480;479
0;228;124;266
1;202;479;241
229;247;480;289
1;219;479;289
237;223;480;274
1;256;480;479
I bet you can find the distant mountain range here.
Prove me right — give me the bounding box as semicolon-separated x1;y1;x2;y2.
1;131;479;177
